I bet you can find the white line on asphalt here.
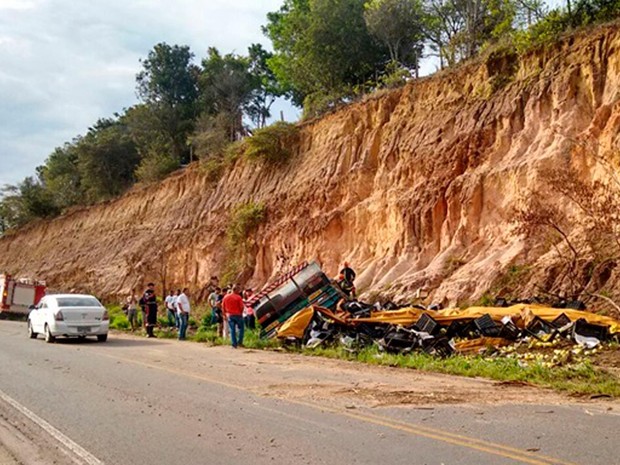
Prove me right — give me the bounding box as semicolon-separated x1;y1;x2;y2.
0;389;104;465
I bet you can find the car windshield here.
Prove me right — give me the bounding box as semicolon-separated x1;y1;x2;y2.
56;296;102;308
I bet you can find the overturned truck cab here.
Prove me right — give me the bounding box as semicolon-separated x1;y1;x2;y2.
250;262;345;338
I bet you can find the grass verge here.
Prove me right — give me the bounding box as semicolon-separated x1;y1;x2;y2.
302;345;619;397
107;305;619;397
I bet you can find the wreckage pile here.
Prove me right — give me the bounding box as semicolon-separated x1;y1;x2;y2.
251;261;620;359
277;303;620;358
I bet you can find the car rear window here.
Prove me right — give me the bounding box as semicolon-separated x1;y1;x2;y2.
56;297;102;307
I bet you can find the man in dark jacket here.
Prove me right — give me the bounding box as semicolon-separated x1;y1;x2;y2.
340;262;356;284
143;283;158;338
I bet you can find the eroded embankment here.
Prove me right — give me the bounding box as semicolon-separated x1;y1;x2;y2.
2;24;620;304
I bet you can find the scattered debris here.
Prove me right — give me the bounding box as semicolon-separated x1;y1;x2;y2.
251;262;620;362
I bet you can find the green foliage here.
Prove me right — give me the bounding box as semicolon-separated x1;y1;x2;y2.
264;0;389;107
134;151;180;183
423;0;521;67
247;43;286;128
227;201;266;248
201;157;224;183
223;201;267;283
302;88;350;119
107;305;130;330
76;119;140;202
512;1;620;53
364;0;426;73
303;344;620;396
223;140;247;165
572;0;620;26
245;122;299;164
136;43;200;162
377;60;412;89
137;43;200;109
191;112;233;159
199;48;255;141
512;9;570;52
0;176;59;229
475;293;495;307
37;144;83;209
190;327;223;344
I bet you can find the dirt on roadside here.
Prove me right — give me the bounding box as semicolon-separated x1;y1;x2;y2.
109;331;620;411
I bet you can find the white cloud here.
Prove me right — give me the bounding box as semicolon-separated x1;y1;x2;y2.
0;0;38;10
0;0;293;187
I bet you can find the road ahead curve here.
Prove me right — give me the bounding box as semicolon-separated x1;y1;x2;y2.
0;321;617;465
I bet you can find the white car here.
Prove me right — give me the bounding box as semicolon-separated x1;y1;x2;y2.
28;294;109;343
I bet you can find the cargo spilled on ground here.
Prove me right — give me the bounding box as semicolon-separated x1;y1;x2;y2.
106;261;620;397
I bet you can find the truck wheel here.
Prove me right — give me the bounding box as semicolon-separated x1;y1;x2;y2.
28;321;37;339
97;334;108;342
44;324;55;343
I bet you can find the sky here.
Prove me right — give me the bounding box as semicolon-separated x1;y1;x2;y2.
0;0;299;188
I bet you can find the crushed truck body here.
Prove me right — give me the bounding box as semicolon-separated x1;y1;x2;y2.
249;261;346;338
252;263;620;357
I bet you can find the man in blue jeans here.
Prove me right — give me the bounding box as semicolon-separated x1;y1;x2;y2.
176;288;191;340
222;284;245;348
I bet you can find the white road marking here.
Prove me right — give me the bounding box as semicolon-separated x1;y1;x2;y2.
0;389;104;465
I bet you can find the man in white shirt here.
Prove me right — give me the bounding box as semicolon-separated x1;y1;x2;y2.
176;288;191;340
164;290;177;328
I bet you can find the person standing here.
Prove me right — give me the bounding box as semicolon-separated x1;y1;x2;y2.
126;289;138;332
336;273;355;299
340;261;356;284
165;290;176;328
243;288;256;330
339;262;357;299
143;283;158;338
209;287;221;325
222;286;231;339
176;288;191;341
222;284;245;348
173;289;181;329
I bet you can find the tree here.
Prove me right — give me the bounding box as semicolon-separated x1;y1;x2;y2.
364;0;426;76
0;185;25;231
199;47;256;141
122;104;181;182
264;0;389;108
247;43;285;128
76;118;140;201
137;43;200;109
37;143;83;210
136;43;200;162
0;176;59;230
513;0;546;27
423;0;517;66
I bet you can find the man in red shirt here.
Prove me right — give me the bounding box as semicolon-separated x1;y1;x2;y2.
222;284;245;348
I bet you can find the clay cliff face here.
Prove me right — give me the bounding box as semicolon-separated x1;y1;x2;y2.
2;24;620;305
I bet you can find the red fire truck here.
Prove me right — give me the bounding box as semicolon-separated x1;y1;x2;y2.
0;274;46;316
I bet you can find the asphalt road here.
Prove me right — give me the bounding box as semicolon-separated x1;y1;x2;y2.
0;320;618;465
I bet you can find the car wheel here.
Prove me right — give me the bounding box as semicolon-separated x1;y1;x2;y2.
97;334;108;342
28;321;38;339
44;324;56;343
